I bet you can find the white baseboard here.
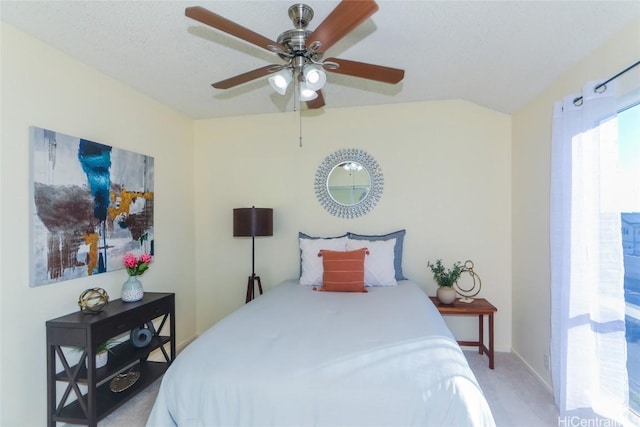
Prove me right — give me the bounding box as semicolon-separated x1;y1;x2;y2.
511;348;553;394
147;334;197;362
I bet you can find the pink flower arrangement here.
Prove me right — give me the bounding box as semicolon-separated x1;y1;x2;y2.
123;253;152;276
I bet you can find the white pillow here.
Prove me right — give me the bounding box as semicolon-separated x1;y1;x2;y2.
346;238;397;287
299;236;348;285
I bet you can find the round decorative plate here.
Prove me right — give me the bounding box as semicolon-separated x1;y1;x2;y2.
110;371;141;393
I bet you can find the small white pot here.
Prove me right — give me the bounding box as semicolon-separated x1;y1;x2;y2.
85;350;109;369
437;286;457;304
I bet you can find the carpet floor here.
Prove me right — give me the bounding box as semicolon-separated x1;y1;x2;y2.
89;351;558;427
465;351;559;426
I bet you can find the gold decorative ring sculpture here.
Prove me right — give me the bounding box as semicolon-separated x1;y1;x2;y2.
454;260;482;303
78;288;109;313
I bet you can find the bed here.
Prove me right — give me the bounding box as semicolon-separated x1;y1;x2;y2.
146;278;496;426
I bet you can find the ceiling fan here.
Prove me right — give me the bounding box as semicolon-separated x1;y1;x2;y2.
184;1;405;110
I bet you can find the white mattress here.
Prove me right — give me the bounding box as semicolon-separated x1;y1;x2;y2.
147;280;495;426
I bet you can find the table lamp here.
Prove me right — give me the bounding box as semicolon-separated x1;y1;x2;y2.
233;206;273;303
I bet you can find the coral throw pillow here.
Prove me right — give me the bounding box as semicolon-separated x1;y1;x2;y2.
318;248;369;293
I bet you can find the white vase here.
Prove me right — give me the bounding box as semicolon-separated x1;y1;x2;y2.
85;350;108;369
437;286;457;304
122;276;144;302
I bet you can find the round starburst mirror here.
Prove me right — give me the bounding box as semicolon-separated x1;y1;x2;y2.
314;148;383;218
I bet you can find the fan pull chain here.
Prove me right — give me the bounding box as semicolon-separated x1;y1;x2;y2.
299;108;303;147
293;72;302;147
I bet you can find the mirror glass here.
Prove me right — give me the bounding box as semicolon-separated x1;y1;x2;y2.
314;148;383;218
327;162;371;206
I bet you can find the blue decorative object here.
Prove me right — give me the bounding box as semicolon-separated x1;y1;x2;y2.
130;322;155;348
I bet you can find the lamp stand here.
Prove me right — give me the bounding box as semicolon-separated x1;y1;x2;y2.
246;235;264;303
234;206;272;304
246;274;263;303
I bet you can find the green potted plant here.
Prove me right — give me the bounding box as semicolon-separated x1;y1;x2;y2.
74;339;117;369
428;259;463;304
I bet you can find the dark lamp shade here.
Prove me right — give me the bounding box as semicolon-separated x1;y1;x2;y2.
233;207;273;237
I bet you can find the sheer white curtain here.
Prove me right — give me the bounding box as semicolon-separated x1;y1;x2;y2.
550;80;629;424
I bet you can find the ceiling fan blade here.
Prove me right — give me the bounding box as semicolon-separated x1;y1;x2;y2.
306;0;378;54
306;90;325;109
212;65;281;89
324;58;404;84
185;6;286;54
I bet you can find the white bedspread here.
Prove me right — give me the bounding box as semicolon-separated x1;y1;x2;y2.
147;280;495;426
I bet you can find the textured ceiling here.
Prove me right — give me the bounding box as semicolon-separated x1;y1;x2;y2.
2;1;639;119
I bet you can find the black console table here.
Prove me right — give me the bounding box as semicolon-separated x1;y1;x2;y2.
46;292;175;427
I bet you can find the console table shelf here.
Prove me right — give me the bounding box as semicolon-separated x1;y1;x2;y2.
53;362;167;423
53;336;172;384
46;292;175;427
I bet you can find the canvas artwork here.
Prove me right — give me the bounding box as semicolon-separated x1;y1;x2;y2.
29;126;154;287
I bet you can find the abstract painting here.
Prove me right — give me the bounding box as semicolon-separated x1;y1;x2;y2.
29;126;154;287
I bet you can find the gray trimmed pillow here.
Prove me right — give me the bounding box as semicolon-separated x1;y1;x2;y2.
347;230;407;281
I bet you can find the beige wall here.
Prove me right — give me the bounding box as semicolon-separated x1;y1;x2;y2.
511;18;640;389
193;100;513;348
1;22;514;426
8;14;635;427
0;24;197;426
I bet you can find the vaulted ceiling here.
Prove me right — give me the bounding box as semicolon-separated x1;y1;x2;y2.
2;1;638;119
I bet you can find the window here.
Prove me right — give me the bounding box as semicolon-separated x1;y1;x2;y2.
619;100;640;416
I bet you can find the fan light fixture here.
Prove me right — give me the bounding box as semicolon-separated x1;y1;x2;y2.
299;81;318;101
302;65;326;91
269;64;325;101
268;70;293;95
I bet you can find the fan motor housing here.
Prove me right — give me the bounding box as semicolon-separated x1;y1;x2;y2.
288;4;314;29
276;4;320;62
277;28;310;52
276;28;323;63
